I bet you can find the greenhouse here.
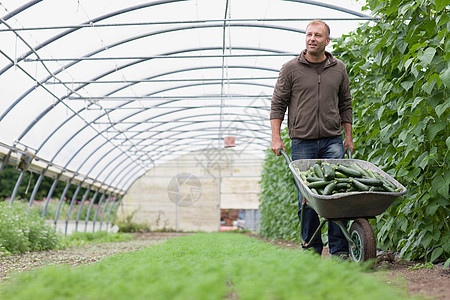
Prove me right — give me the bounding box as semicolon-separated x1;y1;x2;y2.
0;0;371;232
1;0;449;283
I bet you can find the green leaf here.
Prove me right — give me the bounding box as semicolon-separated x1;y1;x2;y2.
441;68;450;89
416;152;429;170
411;97;424;110
420;47;436;66
432;175;449;198
377;106;385;120
444;258;450;269
421;232;433;248
400;81;414;91
399;1;414;16
404;57;413;70
427;122;446;142
425;202;440;215
411;63;420;78
435;0;446;11
368;0;378;10
447;136;450;150
430;247;443;263
379;123;392;139
435;99;450;117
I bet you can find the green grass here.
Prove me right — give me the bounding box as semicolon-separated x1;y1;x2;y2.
59;231;134;247
0;233;421;300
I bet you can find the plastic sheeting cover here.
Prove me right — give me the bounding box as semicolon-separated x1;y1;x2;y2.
0;0;369;192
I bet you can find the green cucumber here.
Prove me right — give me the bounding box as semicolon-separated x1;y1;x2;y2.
307;180;329;189
369;186;385;192
346;185;357;192
336;164;362;177
356;177;383;186
323;181;337;195
334;171;348;178
352;178;370;191
351;163;371;177
313;164;324;178
305;169;314;176
306;176;324;182
336;178;352;183
374;173;396;189
322;164;335;180
382;183;396;192
366;169;378;179
297;171;307;181
335;182;351;190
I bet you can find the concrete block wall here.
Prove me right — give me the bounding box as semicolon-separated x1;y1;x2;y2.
117;149;263;232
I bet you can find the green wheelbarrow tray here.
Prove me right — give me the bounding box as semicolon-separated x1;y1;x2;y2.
279;149;407;262
288;158;407;219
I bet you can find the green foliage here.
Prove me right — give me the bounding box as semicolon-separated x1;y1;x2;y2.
31;199;105;221
114;207;152;233
115;221;151;233
0;164;73;200
0;201;59;255
333;0;449;262
408;262;434;271
0;233;415;300
259;129;300;241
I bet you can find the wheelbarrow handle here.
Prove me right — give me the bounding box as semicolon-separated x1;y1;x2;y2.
279;148;292;164
345;148;352;159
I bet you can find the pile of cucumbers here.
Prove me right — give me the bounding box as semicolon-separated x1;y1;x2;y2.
293;160;401;196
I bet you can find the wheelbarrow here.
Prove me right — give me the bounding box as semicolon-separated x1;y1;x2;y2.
279;149;407;262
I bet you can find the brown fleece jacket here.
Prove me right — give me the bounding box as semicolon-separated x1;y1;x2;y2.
270;50;353;139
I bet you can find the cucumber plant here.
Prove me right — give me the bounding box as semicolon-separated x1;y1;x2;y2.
259;128;300;241
333;0;449;263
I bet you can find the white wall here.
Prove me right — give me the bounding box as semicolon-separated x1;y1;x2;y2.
117;149;263;232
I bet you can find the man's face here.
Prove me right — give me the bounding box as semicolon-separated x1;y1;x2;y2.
305;24;330;56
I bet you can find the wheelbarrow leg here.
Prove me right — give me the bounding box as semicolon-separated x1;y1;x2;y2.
301;219;327;248
299;201;327;248
333;220;356;249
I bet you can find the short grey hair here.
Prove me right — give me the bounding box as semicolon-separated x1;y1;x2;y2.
307;19;330;39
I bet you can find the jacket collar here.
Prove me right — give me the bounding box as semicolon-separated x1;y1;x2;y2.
297;50;337;67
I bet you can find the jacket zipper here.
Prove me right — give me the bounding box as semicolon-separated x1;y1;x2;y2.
317;74;321;137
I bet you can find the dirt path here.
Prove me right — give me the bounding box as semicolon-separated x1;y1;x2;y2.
1;232;449;299
0;232;191;281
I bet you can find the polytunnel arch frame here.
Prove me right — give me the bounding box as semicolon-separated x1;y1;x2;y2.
4;41;293;184
0;0;372;233
24;48;284;158
32;77;274;186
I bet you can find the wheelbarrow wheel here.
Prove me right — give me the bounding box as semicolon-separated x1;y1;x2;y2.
349;218;376;262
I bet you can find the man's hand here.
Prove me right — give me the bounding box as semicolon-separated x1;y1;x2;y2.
344;136;354;154
271;137;286;156
270;119;286;156
342;122;354;154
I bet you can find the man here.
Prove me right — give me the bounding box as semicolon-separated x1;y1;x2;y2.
270;20;354;258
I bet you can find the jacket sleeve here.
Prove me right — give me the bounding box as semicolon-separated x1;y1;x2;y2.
270;63;292;120
338;62;353;124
